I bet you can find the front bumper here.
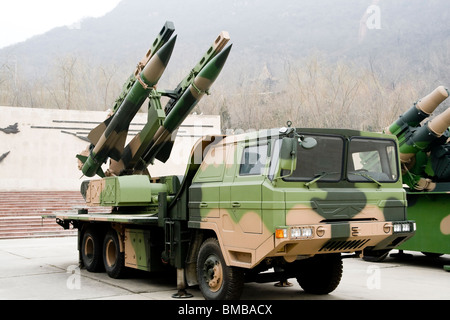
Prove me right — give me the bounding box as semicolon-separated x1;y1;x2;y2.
273;220;415;258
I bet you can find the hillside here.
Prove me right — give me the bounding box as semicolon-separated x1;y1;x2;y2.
2;0;449;73
1;0;450;131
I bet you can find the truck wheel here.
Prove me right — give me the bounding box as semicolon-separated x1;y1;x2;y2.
81;227;104;272
296;253;342;294
103;229;126;279
197;238;244;300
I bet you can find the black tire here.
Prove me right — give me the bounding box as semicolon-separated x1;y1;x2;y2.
421;252;444;258
363;249;390;262
197;238;244;300
81;227;104;272
103;229;126;279
296;253;343;294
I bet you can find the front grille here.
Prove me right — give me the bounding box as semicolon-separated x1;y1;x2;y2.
319;239;371;252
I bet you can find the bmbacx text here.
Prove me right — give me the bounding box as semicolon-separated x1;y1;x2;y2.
178;304;272;317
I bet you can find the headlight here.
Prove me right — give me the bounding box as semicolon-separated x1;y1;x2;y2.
393;222;414;233
290;227;314;239
302;227;313;238
290;228;301;238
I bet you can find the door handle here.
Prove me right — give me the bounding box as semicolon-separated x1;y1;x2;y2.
232;202;241;208
200;202;208;208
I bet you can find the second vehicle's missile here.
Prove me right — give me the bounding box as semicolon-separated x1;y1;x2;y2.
78;36;177;177
386;86;449;137
399;107;450;164
133;44;233;172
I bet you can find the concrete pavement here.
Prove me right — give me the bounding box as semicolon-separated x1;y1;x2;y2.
1;236;449;300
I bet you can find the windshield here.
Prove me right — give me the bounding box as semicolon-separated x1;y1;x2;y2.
281;134;344;182
279;134;399;184
347;137;399;183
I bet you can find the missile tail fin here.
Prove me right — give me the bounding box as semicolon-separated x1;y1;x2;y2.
109;130;128;161
154;140;174;163
88;116;112;145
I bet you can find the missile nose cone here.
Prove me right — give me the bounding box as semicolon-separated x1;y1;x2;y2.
189;44;232;98
428;107;450;136
156;35;177;67
417;85;449;115
198;44;232;83
142;35;177;86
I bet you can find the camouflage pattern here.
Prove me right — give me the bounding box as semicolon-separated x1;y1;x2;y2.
399;192;450;255
124;228;166;272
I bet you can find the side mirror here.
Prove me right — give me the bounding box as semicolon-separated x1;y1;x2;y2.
279;137;297;171
301;137;317;149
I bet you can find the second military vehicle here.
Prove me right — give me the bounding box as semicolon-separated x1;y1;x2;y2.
50;22;415;300
371;86;450;266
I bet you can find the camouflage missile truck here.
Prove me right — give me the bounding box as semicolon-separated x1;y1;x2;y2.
49;22;415;300
378;86;450;267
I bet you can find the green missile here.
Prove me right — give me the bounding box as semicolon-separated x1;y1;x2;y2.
387;86;449;137
399;107;450;164
107;32;230;176
78;36;177;178
135;44;232;172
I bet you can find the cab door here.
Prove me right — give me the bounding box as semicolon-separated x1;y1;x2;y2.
229;143;269;234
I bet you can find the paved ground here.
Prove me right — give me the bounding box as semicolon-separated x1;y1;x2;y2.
1;236;449;300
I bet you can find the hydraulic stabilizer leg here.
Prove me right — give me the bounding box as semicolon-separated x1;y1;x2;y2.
172;268;193;298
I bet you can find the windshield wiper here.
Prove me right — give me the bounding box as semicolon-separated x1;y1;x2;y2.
349;172;382;187
304;171;340;189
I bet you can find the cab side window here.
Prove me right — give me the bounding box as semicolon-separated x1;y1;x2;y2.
239;144;268;176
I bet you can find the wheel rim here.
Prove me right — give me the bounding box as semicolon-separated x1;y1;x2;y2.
105;238;117;268
84;236;94;261
202;255;223;293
